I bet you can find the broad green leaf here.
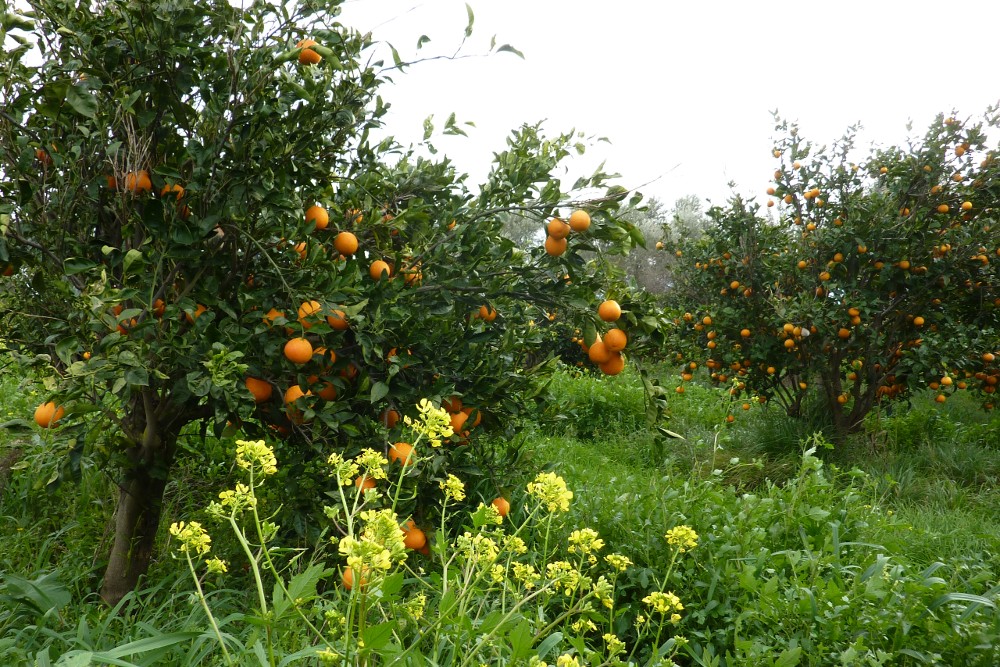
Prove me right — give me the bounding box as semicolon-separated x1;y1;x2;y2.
65;84;98;118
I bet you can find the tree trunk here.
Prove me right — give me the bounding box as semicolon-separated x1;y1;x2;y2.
100;394;182;607
100;455;173;606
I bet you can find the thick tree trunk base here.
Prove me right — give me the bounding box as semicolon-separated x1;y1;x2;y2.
100;468;171;607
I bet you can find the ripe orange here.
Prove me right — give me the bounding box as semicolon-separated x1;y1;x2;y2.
797;260;807;270
740;328;751;338
838;328;851;340
185;304;207;324
478;305;497;322
160;183;184;200
450;411;469;434
152;298;166;318
346;208;364;225
334;231;358;256
837;394;848;405
305;204;329;230
547;217;570;240
34;401;65;428
296;38;322;65
984;352;996;363
703;315;712;326
784;338;795;349
381;409;400;428
389;442;415;466
355;475;376;493
598;300;621;322
544;235;567;256
297;300;322;328
604;328;627;352
912;316;925;327
245;377;273;403
401;520;427;549
342;567;367;590
599;352;625;375
492;496;511;517
935;394;947;403
441;395;462;413
294;241;308;260
588;340;612;364
326;309;349;330
568;210;591;232
124;170;152;194
461;406;482;428
369;260;391;280
284;337;313;364
936;204;949;214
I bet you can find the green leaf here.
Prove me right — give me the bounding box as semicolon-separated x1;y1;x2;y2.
122;249;143;274
361;621;395;651
464;3;474;37
64;258;97;275
495;44;524;59
65;84;98;119
535;632;563;659
370;381;389;403
773;646;802;667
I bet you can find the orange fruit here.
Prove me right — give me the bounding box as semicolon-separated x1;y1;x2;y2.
912;316;925;327
401;520;427;549
305;204;329;230
326;309;349;330
294;241;308;260
160;183;184;200
389;442;415;466
245;377;273;403
598;300;622;322
703;316;712;326
342;567;367;590
838;328;851;340
450;411;469;434
298;300;322;328
568;210;591;232
284;337;313;364
588;340;612;364
935;394;947;403
441;396;462;413
334;231;358;256
461;406;482;428
82;351;91;360
34;401;65;428
381;409;400;428
599;352;625;375
547;217;570;240
984;352;996;363
936;204;949;214
124;170;152;194
296;38;322;65
784;338;795;349
478;305;497;322
544;235;567;256
355;475;376;493
152;298;166;318
370;260;391;280
492;496;511;517
316;382;337;401
185;304;207;324
740;328;751;338
604;328;627;352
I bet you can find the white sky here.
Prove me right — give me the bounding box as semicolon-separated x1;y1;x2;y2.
340;0;1000;209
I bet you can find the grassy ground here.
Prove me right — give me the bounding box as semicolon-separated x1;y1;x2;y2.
3;361;1000;664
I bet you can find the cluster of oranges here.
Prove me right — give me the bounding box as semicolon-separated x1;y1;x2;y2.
543;210;590;257
573;300;627;375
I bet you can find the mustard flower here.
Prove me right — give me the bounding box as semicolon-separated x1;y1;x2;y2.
235;439;277;475
556;655;581;667
403;399;454;447
643;591;684;616
169;521;212;555
592;575;614;609
440;473;466;501
356;448;388;480
505;535;529;555
326;452;360;484
526;471;573;513
404;593;427;620
205;557;228;574
664;525;699;553
217;482;256;513
567;528;604;557
605;553;633;573
570;618;596;634
603;633;625;656
546;560;588;595
456;531;500;568
512;562;541;589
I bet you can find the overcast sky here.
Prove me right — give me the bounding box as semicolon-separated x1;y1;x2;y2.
339;0;1000;210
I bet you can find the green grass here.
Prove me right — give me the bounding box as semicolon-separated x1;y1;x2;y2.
3;361;1000;664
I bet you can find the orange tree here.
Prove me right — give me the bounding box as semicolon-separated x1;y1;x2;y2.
668;114;999;438
0;1;669;604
